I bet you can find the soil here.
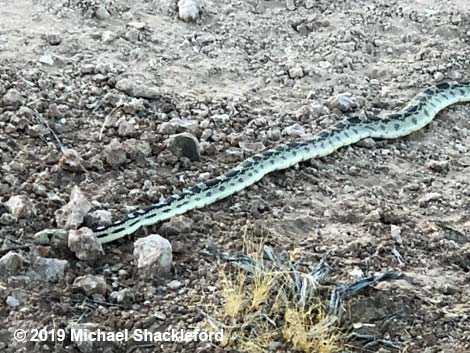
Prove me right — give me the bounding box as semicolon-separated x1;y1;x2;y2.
1;0;470;352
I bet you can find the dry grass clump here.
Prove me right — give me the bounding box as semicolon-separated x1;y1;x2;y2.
205;227;346;353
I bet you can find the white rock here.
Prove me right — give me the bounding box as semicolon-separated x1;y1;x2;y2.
73;275;109;295
101;30;116;43
39;54;54;66
167;280;183;290
349;267;364;280
68;228;103;262
5;195;34;219
6;295;20;307
178;0;202;21
282;123;305;137
55;186;92;229
288;66;304;79
134;234;172;276
390;225;402;244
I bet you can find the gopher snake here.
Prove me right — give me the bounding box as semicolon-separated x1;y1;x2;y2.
87;82;469;243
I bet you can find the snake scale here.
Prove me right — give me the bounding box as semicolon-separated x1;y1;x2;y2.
90;82;470;243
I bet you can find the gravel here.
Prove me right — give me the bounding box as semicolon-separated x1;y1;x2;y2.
1;0;470;352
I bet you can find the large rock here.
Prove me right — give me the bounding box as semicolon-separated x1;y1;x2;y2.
5;195;34;219
31;256;69;282
168;132;201;161
68;228;103;263
0;251;25;277
55;186;92;229
73;275;109;296
133;234;172;277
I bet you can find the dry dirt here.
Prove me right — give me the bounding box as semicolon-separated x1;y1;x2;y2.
1;0;470;352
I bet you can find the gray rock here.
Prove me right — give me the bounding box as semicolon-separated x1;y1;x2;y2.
32;256;69;282
426;159;448;172
95;6;111;20
158;121;179;135
224;148;244;162
73;275;109;295
0;251;25;277
160;215;193;236
55;186;92;230
109;288;135;304
86;210;112;226
68;228;104;263
309;104;330;119
117;120;137;137
134;234;172;276
418;192;442;207
59;148;85;173
173;118;200;135
168;133;201;161
286;0;296;10
2;88;23;107
390;225;402;244
104;139;127;167
328;93;358;112
125;29;140;43
5;195;34;219
357;137;376;148
115;78;160;99
122;98;145;114
46;33;61;45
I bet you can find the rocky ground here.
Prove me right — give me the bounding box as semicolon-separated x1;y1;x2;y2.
1;0;470;352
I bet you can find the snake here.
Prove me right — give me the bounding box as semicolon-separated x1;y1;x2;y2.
39;82;470;244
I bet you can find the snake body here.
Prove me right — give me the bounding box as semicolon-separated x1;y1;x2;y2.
93;82;470;243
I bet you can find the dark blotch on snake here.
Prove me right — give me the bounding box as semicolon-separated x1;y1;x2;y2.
436;82;450;90
348;116;362;124
407;105;418;113
110;227;125;235
219;186;226;192
225;170;240;178
394;124;400;131
205;179;222;188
